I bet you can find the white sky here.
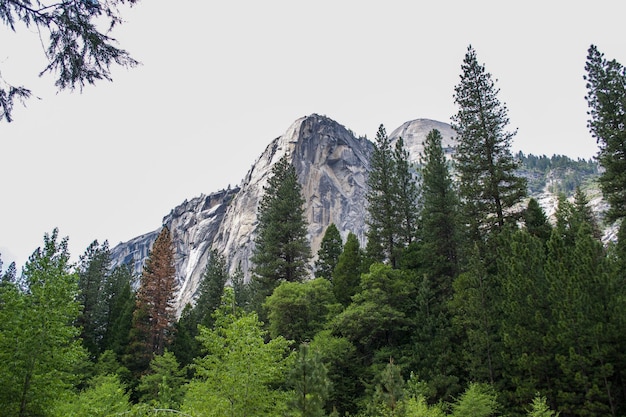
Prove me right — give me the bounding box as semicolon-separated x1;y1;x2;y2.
2;1;626;271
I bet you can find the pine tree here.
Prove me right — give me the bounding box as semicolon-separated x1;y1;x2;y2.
419;128;460;290
136;350;186;409
573;186;602;240
332;232;364;307
193;249;229;328
76;240;111;359
251;154;312;310
367;359;406;416
315;223;343;280
126;226;177;378
394;136;420;248
450;243;502;385
101;264;135;358
584;44;626;222
523;198;552;243
452;45;527;242
497;229;555;412
366;124;400;266
288;342;331;417
544;201;623;416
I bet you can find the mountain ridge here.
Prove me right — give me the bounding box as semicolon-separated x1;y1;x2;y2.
110;113;607;313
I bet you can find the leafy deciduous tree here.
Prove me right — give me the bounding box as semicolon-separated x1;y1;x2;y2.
264;278;339;344
0;229;87;417
182;288;292;417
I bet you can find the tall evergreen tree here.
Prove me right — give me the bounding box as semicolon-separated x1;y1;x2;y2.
126;226;177;378
101;264;135;358
497;229;555;413
523;198;552;243
287;342;331;417
451;45;527;243
193;249;229;328
332;232;364;307
251;154;312;310
315;223;343;280
394;136;421;247
573;186;602;240
419;128;460;289
450;243;502;386
544;198;624;416
584;44;626;222
76;240;111;359
366;124;401;267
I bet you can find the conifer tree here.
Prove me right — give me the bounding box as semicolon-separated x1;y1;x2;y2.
332;232;364;306
452;45;527;242
193;249;229;328
76;240;111;359
497;229;554;412
584;44;626;222
523;198;552;243
137;350;186;409
450;243;502;385
419;128;460;289
366;124;400;266
251;154;312;310
573;186;602;240
315;223;343;280
101;264;135;358
126;226;177;378
288;342;331;417
394;136;420;247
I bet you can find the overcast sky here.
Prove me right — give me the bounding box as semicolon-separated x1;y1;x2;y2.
2;1;625;271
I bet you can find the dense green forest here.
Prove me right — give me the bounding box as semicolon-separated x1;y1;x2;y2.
1;44;625;417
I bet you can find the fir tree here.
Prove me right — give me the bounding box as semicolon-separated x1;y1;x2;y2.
584;44;626;222
251;154;312;311
452;45;527;243
315;223;343;280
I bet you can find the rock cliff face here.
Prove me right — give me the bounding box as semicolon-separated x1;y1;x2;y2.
110;187;239;308
388;118;457;162
213;114;373;289
110;113;611;314
111;114;374;312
